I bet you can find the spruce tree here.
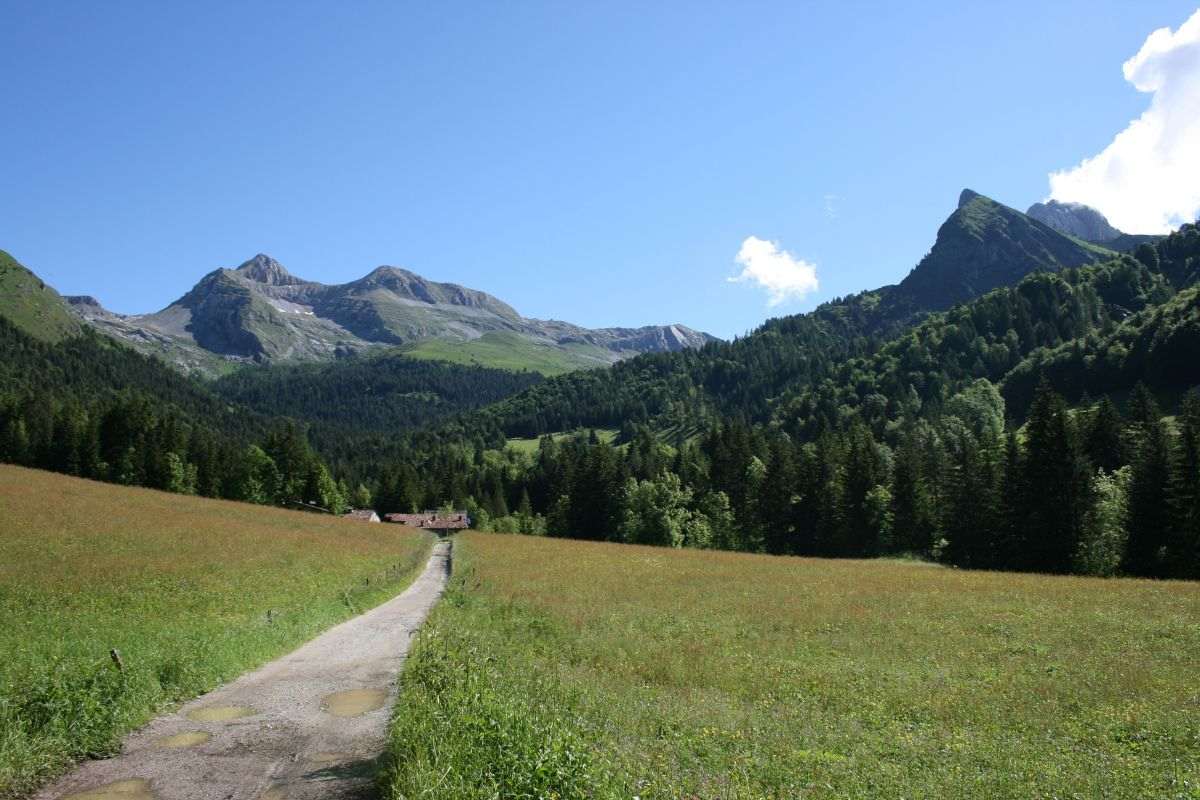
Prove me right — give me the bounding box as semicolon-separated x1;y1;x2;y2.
759;436;797;555
1123;390;1172;577
889;434;932;555
1021;380;1089;573
1168;392;1200;578
942;428;1000;569
1085;396;1126;473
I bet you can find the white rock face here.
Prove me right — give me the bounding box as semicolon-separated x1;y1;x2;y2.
1027;200;1123;244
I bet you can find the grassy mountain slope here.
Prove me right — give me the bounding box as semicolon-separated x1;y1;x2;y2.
0;250;81;342
402;331;616;375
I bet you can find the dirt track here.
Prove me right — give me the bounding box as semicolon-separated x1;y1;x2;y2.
35;540;452;800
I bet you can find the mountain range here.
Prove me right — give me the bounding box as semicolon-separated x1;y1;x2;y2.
61;256;716;375
0;189;1162;392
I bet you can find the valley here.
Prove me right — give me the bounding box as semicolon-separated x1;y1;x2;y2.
5;5;1200;799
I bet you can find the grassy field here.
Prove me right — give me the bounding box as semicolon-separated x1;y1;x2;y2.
504;427;620;455
385;532;1200;799
403;331;614;376
0;465;432;799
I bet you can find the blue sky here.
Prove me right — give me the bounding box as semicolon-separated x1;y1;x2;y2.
2;2;1198;340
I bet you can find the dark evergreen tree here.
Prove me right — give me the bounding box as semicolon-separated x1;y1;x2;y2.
1169;391;1200;578
1020;380;1090;573
890;433;933;555
1085;396;1126;473
1123;389;1172;577
758;436;797;554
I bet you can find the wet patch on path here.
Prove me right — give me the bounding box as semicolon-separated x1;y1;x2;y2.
321;689;387;718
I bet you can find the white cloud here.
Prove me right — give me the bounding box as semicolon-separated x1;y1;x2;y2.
1048;9;1200;233
728;236;818;307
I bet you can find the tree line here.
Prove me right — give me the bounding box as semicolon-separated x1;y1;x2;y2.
362;380;1199;579
0;318;359;514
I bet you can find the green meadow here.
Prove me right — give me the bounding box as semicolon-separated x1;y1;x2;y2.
0;465;431;799
385;531;1200;800
403;331;613;376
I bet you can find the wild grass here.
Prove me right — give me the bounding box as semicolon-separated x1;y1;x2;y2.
504;427;619;455
385;531;1200;799
402;331;613;376
0;465;432;799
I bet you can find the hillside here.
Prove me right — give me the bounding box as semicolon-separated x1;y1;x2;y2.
337;223;1200;583
428;189;1127;441
64;254;717;374
881;189;1115;322
386;532;1200;799
211;349;545;436
0;464;431;798
0;250;81;342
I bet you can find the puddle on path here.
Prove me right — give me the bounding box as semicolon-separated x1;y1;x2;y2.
154;731;210;748
186;706;256;722
320;689;387;717
61;779;154;800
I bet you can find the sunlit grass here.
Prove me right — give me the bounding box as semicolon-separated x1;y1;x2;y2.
386;532;1200;799
504;427;619;455
0;465;432;799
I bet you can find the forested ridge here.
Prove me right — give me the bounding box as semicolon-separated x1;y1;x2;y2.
2;222;1199;579
212;351;543;439
361;226;1200;579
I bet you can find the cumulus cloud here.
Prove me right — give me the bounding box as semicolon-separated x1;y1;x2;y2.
1048;9;1200;233
728;236;818;307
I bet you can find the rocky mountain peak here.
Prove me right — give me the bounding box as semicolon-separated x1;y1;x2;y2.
1026;200;1122;244
893;189;1110;315
234;254;306;286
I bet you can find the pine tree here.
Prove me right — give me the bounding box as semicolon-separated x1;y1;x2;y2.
1122;389;1172;577
1021;380;1090;573
1168;392;1200;578
889;433;933;555
1085;396;1126;473
996;431;1025;567
838;424;889;557
942;428;1000;569
758;436;797;554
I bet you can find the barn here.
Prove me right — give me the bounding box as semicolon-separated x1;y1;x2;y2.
383;511;471;534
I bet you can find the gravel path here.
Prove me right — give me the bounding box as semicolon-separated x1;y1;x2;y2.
35;540;452;800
